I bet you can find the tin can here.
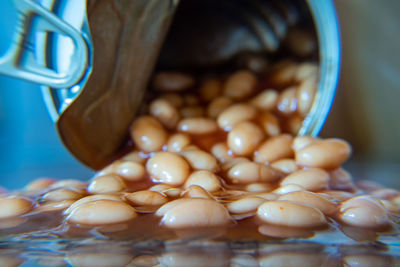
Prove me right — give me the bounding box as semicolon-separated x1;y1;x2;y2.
0;0;340;169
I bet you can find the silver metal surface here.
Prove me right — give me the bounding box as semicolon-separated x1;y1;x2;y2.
38;0;92;121
0;0;89;88
300;0;340;136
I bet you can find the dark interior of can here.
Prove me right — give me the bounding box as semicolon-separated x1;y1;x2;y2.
157;0;318;72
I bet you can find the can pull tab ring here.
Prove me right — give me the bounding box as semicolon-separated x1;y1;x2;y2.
0;0;88;88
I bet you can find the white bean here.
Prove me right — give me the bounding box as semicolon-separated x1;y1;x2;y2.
280;168;329;192
125;190;168;206
34;200;75;213
221;157;251;172
156;198;192;217
0;196;32;219
66;200;137;225
161;198;231;228
257;200;327;228
50;179;87;190
250;89;278;111
25;178;57;191
258;111;281;136
177;117;218;135
227;197;266;214
149;184;182;198
272;184;305;195
184;170;221;192
254;134;294;164
130;115;168;152
207;96;233;118
41;188;83;202
228;121;264;156
182;185;215;199
276;86;298;115
120;150;146;164
88;175;126;194
329;168;356;192
114;161;146;182
269;61;298;86
167;133;191;153
149;98;180;129
227;162;282;184
295;138;351;169
211;142;234;163
181;149;219;172
271;158;298;174
297;75;317;116
338;195;390;229
292;136;319;151
245;183;272;192
146;152;190;185
64;194;123;215
278;191;337;216
217;103;257;131
287;114;303;135
223;70;257;100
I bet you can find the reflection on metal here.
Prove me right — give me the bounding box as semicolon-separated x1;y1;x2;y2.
300;0;340;136
0;0;88;88
39;0;92;122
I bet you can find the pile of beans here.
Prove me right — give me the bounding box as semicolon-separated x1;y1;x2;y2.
0;61;399;242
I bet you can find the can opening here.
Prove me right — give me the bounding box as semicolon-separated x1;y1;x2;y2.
157;0;318;72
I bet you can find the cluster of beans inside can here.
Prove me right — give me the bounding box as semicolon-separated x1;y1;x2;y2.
0;60;399;242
